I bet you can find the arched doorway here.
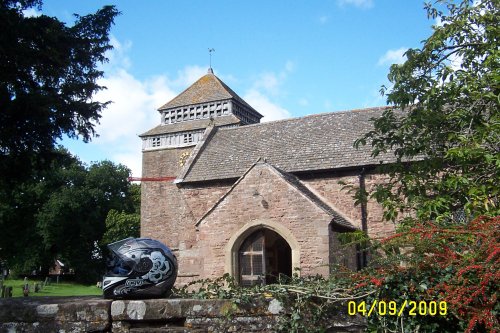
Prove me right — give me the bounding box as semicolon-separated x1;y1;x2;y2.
238;229;292;286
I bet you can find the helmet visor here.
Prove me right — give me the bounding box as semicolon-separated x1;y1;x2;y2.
107;237;135;255
106;237;136;276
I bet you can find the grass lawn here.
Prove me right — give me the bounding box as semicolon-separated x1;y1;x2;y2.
1;278;102;297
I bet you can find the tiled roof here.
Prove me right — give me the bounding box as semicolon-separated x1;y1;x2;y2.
139;115;241;137
180;107;397;182
157;72;262;118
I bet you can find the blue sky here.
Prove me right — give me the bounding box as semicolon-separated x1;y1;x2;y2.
33;1;436;177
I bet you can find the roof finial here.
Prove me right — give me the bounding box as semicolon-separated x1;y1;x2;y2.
208;48;215;73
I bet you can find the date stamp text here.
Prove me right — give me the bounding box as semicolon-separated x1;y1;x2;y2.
347;300;447;317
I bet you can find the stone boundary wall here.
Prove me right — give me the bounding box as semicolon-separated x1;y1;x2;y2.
0;296;366;332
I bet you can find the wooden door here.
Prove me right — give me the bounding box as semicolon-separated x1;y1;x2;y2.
239;231;266;286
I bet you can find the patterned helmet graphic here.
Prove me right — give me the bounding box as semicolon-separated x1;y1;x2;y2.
102;238;177;299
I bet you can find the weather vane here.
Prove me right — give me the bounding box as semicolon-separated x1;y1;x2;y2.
208;48;215;69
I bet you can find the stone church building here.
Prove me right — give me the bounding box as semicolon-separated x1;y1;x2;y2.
139;68;395;286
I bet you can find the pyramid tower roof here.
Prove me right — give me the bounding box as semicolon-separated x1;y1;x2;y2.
158;69;261;117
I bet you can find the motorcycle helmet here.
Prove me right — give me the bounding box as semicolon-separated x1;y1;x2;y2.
102;237;178;299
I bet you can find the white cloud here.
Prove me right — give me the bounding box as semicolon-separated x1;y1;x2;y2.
94;71;174;143
253;72;280;92
434;16;444;28
219;73;238;85
284;60;295;73
251;61;295;96
244;89;291;122
81;39;212;177
105;36;133;70
449;53;464;71
75;39;293;176
378;47;407;66
171;65;208;88
90;70;176;176
243;61;294;121
113;151;143;182
22;8;41;17
337;0;374;9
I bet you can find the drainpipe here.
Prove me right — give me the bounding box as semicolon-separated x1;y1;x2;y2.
359;168;368;268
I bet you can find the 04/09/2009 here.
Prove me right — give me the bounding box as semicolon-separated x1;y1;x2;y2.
347;300;447;317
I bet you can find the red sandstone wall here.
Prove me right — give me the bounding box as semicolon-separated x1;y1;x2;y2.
141;148;201;279
301;171;395;239
181;182;233;222
141;147;395;285
197;163;335;280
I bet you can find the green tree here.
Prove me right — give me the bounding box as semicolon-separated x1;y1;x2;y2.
347;2;500;331
0;0;119;181
102;209;140;246
0;149;81;275
36;157;133;282
102;184;141;245
1;148;135;282
0;0;119;282
356;0;499;223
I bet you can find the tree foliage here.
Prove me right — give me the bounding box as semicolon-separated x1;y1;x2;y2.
0;148;137;283
0;0;119;181
101;184;141;245
356;0;499;222
358;216;499;332
345;2;500;331
0;0;120;283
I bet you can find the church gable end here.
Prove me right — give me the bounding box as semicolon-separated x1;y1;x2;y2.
196;160;356;279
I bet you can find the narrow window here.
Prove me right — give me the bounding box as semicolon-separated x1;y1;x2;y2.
151;137;161;147
183;133;193;144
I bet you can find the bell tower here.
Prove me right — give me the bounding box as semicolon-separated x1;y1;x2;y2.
139;69;262;255
140;69;262;151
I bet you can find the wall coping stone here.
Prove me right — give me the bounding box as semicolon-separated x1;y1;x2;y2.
0;296;111;332
0;297;366;333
